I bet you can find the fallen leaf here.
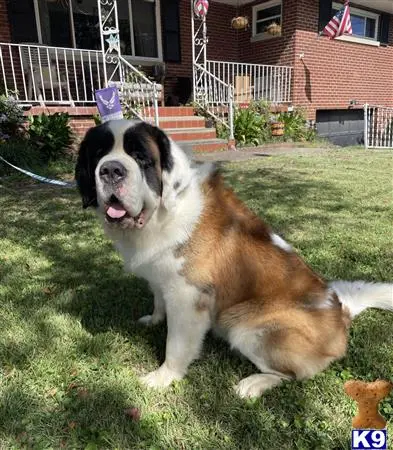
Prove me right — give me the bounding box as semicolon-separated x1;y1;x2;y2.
124;407;141;422
67;382;78;391
77;388;89;399
46;388;57;397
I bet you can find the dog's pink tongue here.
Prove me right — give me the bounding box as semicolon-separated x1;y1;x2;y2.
106;204;127;219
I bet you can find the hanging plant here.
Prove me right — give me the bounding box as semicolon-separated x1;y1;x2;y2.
231;16;249;30
266;21;281;36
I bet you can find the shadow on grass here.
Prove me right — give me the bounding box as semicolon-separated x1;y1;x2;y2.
0;161;392;448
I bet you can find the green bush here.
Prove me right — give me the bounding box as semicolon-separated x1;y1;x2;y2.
233;106;270;146
0;94;26;140
277;108;316;142
27;113;74;162
0;138;44;176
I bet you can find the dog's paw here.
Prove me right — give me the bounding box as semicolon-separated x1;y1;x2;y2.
234;374;282;399
140;364;183;389
137;313;164;327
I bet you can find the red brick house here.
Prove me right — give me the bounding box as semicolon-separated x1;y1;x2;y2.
0;0;392;147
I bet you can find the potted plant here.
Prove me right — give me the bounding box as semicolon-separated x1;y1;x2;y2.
266;22;281;36
270;114;285;137
231;16;249;30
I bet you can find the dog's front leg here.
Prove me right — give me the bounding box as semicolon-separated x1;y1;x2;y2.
140;287;211;388
138;283;166;326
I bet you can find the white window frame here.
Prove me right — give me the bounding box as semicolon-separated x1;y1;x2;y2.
32;0;163;62
332;2;380;42
252;0;282;41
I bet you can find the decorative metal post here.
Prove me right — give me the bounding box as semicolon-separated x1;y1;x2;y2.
191;0;209;104
98;0;122;87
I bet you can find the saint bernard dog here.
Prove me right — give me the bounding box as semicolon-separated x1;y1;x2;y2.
75;119;393;398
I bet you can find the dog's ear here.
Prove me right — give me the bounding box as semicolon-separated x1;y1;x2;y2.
137;123;183;211
75;132;98;209
143;123;192;211
149;124;174;175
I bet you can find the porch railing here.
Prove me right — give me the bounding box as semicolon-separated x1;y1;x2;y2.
109;55;161;126
0;42;104;105
193;62;234;140
206;60;293;104
364;104;393;149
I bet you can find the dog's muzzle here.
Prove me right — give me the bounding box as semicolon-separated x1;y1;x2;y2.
99;160;127;185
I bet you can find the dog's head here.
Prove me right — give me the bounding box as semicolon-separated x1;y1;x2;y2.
75;119;192;229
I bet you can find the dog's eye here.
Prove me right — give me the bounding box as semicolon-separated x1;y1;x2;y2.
137;158;154;169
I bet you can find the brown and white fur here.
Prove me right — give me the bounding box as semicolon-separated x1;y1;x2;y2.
75;119;393;398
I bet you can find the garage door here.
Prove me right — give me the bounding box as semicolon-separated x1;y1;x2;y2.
316;109;364;146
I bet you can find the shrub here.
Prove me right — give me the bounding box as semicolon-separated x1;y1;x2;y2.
277;108;316;142
27;113;74;162
0;138;44;176
0;94;25;140
233;106;271;146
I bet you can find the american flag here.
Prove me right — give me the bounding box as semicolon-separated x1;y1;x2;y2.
323;1;352;39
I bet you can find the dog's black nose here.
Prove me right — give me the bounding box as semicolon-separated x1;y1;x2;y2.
99;161;127;184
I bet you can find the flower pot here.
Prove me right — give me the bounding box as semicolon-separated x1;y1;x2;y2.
231;16;249;30
271;121;284;136
266;22;281;36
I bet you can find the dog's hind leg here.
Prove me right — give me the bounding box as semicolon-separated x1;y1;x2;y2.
227;324;292;398
221;304;348;398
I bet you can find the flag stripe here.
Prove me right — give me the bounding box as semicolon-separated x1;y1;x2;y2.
322;2;352;40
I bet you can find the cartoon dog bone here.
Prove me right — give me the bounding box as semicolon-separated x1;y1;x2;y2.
344;379;393;429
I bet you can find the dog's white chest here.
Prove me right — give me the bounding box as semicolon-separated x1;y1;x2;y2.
132;250;184;289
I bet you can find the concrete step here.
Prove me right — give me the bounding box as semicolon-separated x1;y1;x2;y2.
143;106;195;117
167;128;217;141
177;139;227;153
157;116;206;130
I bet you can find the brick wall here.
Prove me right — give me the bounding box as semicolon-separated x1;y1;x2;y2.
0;0;11;42
292;0;393;119
25;106;97;137
166;0;393;120
237;0;297;66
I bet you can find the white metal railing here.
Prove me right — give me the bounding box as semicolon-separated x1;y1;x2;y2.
193;62;234;140
364;104;393;149
0;42;105;105
109;56;161;126
206;60;292;104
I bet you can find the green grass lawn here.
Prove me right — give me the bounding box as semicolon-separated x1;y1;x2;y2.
0;149;392;449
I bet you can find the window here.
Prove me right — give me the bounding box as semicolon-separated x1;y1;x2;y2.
252;0;282;39
26;0;161;60
7;0;38;43
332;2;379;40
161;0;181;63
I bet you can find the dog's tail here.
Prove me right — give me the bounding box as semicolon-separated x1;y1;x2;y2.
330;280;393;319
